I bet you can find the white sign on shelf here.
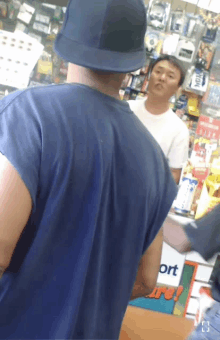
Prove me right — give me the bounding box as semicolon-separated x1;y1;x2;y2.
157;242;186;288
0;30;44;89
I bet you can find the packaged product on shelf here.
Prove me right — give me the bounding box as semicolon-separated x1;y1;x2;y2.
195;41;215;70
48;22;61;38
187;96;200;117
200;103;220;120
195;174;220;219
35;12;51;25
141;76;149;93
0;1;8;18
17;2;35;24
37;51;53;76
175;37;196;64
174;93;189;118
53;6;63;21
147;0;170;32
162;33;180;56
145;28;164;57
123;88;132;101
186;67;209;96
183;14;205;40
210;46;220;82
119;89;125;101
129;90;138;100
140;65;149;75
168;9;185;35
130;75;146;92
121;74;132;89
202;82;220;109
191;166;210;216
191;137;219;168
176;115;220;217
7;0;21;21
33;21;50;35
174;173;198;216
202;26;218;43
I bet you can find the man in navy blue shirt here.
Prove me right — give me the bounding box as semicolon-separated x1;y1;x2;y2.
0;0;177;339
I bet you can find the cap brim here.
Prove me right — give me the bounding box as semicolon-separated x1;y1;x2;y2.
54;33;146;73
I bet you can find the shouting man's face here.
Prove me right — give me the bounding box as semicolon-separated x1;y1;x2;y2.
148;60;181;100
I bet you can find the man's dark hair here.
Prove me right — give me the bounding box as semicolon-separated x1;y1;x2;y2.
147;55;186;87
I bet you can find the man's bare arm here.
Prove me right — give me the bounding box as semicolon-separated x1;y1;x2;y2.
170;168;182;184
0;153;32;274
130;227;163;300
163;216;192;253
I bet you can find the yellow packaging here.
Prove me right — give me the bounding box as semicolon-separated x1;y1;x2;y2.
37;60;53;75
195;174;220;219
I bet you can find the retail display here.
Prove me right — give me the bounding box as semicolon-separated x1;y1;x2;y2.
147;0;170;31
117;6;220;230
168;9;185;35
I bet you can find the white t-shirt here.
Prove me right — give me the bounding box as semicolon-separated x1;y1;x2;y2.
128;98;189;168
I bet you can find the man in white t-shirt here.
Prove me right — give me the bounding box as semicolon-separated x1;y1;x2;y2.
129;55;189;184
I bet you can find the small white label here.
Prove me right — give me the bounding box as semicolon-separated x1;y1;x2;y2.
202;321;210;333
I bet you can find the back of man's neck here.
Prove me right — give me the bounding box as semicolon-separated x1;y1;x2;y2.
145;96;170;115
66;64;122;100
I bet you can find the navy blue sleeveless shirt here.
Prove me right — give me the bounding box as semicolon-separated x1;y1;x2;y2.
0;84;176;339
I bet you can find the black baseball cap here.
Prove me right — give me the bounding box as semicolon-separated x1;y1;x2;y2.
54;0;147;73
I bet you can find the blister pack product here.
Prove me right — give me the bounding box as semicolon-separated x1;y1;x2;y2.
168;9;185;35
175;37;196;64
145;28;164;57
195;41;215;70
130;75;146;92
188;97;200;117
186;67;209;96
174;94;188;115
147;0;171;31
183;14;205;40
200;102;220;119
162;33;180;56
202;81;220;109
210;46;220;82
202;26;218;43
121;74;133;89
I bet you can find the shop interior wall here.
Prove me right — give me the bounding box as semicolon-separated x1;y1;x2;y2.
144;0;200;14
37;0;200;14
